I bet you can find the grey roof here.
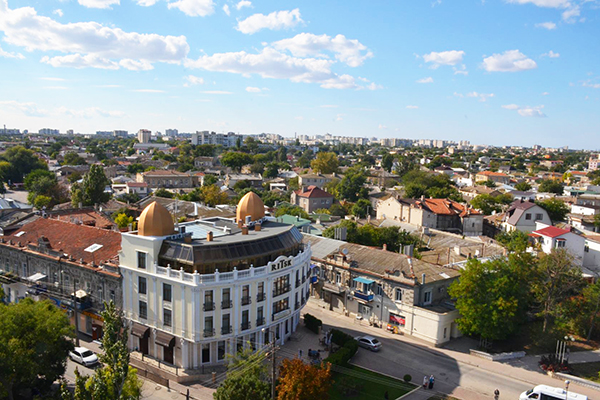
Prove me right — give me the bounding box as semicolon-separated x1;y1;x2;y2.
0;198;32;210
303;234;346;259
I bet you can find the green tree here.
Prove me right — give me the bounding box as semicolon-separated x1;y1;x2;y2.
263;162;281;179
213;346;270;400
274;204;309;219
482;179;497;188
221;152;253;172
449;254;535;340
203;174;218;187
63;152;87;165
470;194;502;215
310;152;339;174
351;199;372;218
199;184;229;207
337;167;367;202
114;213;134;229
496;230;529;253
153;188;174;198
126;164;145;174
244;137;260;153
71;164;111;207
536;198;570;222
381;153;394;172
24;169;66;207
0;146;47;183
70;301;142;399
0;299;74;400
538;179;564;195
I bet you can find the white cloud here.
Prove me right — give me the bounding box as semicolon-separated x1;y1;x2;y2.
202;90;232;94
482;50;537;72
53;9;64;17
272;33;373;67
454;70;469;75
583;81;600;89
222;4;230;15
134;89;165;93
378;124;387;129
453;92;464;98
136;0;160;5
535;21;557;29
466;91;495;102
42;86;68;90
294;116;303;120
167;0;215;17
502;103;547;117
541;50;560;58
423;50;464;68
320;105;338;108
501;104;519;109
541;92;549;95
366;82;383;90
561;4;580;22
506;0;580;23
416;77;434;83
119;59;154;70
237;9;302;34
406;105;419;109
235;0;252;10
0;100;48;117
56;106;125;118
40;77;65;81
0;1;189;70
184;75;204;86
0;46;24;59
78;0;120;9
335;114;344;121
245;86;261;93
0;100;124;118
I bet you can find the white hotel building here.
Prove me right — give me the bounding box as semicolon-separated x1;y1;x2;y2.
120;192;311;378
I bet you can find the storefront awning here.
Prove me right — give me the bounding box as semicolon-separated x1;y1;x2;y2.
71;289;88;299
353;277;375;285
131;322;150;338
27;272;47;282
155;330;175;347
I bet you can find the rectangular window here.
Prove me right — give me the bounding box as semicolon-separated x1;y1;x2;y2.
222;314;230;334
556;240;566;248
273;298;289;315
525;213;532;220
137;251;147;269
242;310;250;330
336;272;341;284
424;291;432;305
163;283;172;302
273;275;290;297
139;300;147;319
535;213;543;221
395;289;402;302
163;309;172;327
218;341;226;361
242;285;251;305
139;276;147;295
205;290;213;303
110;290;115;302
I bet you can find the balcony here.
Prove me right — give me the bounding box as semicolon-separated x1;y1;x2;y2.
257;292;265;302
295;279;301;288
241;295;252;306
203;328;215;338
203;302;215;311
295;301;300;310
241;321;251;331
221;325;232;335
273;284;291;298
256;317;265;327
302;275;306;284
353;290;374;302
221;300;232;310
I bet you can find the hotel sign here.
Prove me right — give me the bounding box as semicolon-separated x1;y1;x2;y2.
271;258;293;272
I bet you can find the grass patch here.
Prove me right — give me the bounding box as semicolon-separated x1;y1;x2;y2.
570;362;600;383
428;396;460;400
329;365;414;400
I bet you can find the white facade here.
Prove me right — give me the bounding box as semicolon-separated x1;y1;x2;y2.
191;131;238;147
119;231;312;370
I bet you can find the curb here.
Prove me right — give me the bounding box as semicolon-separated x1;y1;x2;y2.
348;361;418;399
396;385;422;400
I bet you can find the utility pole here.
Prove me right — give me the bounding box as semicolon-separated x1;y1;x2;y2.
271;334;276;400
73;280;80;347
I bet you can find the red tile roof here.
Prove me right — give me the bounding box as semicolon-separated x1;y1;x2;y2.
5;218;121;265
127;182;148;187
294;185;334;198
415;198;480;216
533;226;571;238
477;171;509;177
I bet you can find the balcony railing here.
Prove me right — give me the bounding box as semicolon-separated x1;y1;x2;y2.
241;295;252;306
353;290;374;302
295;301;300;310
203;328;215;338
256;317;265;327
273;284;291;298
295;279;301;288
257;292;265;302
203;302;215;311
221;300;232;309
302;275;306;284
221;325;232;335
241;321;251;331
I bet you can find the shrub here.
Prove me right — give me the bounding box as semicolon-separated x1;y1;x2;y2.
303;313;322;334
324;329;358;366
403;374;412;383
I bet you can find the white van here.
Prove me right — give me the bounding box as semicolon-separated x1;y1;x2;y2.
520;385;587;400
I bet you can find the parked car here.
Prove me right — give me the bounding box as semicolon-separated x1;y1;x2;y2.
69;347;98;367
354;335;382;352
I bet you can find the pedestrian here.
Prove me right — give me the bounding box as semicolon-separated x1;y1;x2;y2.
423;375;428;389
494;388;500;399
428;375;435;390
384;390;389;400
298;349;303;359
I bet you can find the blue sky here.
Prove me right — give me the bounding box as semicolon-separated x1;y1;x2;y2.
0;0;598;148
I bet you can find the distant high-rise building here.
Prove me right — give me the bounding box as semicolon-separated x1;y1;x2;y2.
165;129;178;137
191;131;238;147
137;129;152;143
113;130;128;138
39;128;59;135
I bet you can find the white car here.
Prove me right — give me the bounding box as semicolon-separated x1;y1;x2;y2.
69;347;99;367
355;335;382;352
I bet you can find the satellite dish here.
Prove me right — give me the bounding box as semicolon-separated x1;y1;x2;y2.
342;248;349;255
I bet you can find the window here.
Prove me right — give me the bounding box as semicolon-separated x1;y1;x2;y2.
423;290;432;305
336;272;341;284
242;285;251;305
139;277;147;295
257;306;264;326
525;213;532;220
137;251;147;269
222;314;231;334
110;290;115;302
273;275;290;297
443;327;447;339
98;285;103;303
202;343;210;364
395;289;402;302
139;300;147;319
204;316;214;337
163;309;172;327
163;283;172;302
242;310;250;330
273;298;289;315
218;341;226;361
556;240;566;248
535;213;543;221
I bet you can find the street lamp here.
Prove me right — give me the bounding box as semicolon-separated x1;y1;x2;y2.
262;328;277;400
565;380;570;399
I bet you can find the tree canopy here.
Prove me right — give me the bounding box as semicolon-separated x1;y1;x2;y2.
222;152;253;172
0;146;47;184
63;152;87;166
538;179;564;195
71;164;111;207
310;152;339;174
213;346;270;400
276;358;332;400
24;169;67;208
536;198;570;222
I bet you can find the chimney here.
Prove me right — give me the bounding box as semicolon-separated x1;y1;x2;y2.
382;243;387;251
255;223;261;232
237;219;243;228
241;226;249;235
207;231;214;241
184;235;192;243
421;273;426;285
245;215;252;225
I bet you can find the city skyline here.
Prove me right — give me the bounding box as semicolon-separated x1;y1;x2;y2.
0;0;599;148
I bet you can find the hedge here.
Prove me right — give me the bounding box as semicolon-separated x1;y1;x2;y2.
324;329;358;366
303;313;323;334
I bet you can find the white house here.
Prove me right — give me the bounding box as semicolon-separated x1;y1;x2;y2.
502;200;552;232
531;224;585;266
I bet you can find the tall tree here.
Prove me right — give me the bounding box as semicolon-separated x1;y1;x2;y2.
221;152;253;172
538;179;564;195
24;169;67;208
71;164;111;207
381;153;394;172
337;167;367;202
63;152;88;165
310;152;339;174
0;299;74;400
213;347;270;400
276;358;332;400
536;198;570;222
0;146;47;184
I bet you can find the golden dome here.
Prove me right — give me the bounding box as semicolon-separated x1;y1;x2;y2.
138;201;175;237
236;191;265;224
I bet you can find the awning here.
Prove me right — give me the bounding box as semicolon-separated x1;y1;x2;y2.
71;289;88;299
155;330;175;347
131;322;150;338
27;272;47;282
353;277;375;285
322;282;345;294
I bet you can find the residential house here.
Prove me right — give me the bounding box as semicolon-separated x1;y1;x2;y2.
194;157;216;169
531;224;585;266
136;170;197;189
126;182;150;196
475;171;510;185
459;186;502;200
297;173;341;189
291;186;335;213
225;173;263;189
501;200;551;232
